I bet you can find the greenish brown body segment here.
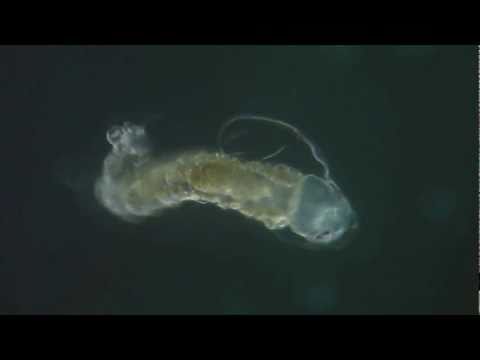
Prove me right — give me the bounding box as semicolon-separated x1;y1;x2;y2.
125;151;304;229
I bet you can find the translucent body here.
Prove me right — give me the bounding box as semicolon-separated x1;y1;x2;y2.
290;175;357;246
95;118;357;249
218;114;357;247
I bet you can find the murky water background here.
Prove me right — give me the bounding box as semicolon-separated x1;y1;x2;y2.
1;45;476;314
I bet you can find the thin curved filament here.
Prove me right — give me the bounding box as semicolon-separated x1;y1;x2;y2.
217;114;331;180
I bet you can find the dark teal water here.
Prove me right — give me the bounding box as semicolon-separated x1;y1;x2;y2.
2;46;476;314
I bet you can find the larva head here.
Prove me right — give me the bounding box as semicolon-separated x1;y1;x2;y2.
289;175;358;249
